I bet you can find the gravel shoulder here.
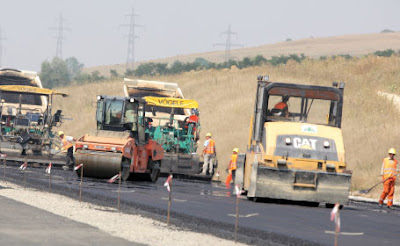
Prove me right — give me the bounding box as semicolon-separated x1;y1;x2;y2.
0;180;247;246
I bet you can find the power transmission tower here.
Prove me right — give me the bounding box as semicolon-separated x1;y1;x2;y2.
121;8;143;70
49;13;71;59
0;25;6;68
214;25;243;62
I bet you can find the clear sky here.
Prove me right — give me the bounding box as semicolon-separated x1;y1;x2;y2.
0;0;399;71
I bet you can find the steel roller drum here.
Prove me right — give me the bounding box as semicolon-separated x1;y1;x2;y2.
75;150;123;178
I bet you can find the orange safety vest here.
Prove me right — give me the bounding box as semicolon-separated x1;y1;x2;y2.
274;102;288;110
62;136;73;150
382;158;398;180
187;115;198;124
229;154;238;171
204;139;215;154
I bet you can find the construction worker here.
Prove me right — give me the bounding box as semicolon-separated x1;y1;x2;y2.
379;148;398;209
225;148;239;190
59;131;76;171
186;109;199;140
202;132;216;176
272;95;289;117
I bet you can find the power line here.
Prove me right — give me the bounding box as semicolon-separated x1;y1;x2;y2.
49;13;71;59
121;8;143;70
214;24;243;62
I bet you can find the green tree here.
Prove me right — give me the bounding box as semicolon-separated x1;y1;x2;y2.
125;69;135;77
66;57;84;80
374;49;395;57
135;63;155;76
39;57;70;88
90;70;105;82
110;69;119;79
252;55;267;66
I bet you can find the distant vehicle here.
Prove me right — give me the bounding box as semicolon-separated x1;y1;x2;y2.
74;95;164;182
124;78;212;180
236;75;352;207
0;68;68;164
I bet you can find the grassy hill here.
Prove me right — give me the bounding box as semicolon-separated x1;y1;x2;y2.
54;55;400;194
84;32;400;76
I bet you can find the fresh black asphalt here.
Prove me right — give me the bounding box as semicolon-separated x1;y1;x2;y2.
2;165;400;246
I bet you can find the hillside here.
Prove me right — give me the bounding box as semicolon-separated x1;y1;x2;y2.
54;55;400;193
84;32;400;76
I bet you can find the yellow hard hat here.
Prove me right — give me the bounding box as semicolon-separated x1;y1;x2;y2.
206;133;212;137
388;148;396;155
233;148;239;153
58;131;64;136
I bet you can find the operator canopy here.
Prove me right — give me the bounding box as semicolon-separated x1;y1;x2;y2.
0;85;68;97
144;96;198;109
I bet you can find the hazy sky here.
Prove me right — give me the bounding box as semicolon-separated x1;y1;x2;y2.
0;0;399;71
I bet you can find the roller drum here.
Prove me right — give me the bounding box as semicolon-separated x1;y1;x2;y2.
75;150;123;179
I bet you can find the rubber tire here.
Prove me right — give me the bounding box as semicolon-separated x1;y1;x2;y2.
121;165;131;181
148;167;160;182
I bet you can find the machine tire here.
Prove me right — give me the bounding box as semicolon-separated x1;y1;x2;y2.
121;165;131;181
148;166;160;182
148;160;160;182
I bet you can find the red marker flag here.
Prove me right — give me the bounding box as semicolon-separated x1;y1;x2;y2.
19;162;27;171
73;163;83;171
107;174;120;183
45;163;52;174
330;203;341;232
164;174;173;192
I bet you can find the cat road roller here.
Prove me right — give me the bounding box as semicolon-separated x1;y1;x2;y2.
74;95;164;182
235;75;352;207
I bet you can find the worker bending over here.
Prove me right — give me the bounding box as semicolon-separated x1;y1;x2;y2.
59;131;76;171
202;132;216;176
379;148;398;209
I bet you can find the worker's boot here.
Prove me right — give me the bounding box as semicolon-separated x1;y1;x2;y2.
378;204;383;209
387;206;394;210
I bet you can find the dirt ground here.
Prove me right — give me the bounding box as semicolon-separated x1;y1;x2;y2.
0;181;247;246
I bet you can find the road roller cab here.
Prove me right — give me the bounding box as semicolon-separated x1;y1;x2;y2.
236;76;352;206
75;95;164;182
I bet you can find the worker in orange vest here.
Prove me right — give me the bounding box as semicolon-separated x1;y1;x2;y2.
273;95;289;117
229;148;239;181
202;132;216;176
379;148;398;209
225;148;239;188
186;109;199;141
59;131;76;171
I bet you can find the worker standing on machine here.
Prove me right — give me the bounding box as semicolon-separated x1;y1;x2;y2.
186;109;199;141
379;148;398;209
202;132;216;176
59;131;76;171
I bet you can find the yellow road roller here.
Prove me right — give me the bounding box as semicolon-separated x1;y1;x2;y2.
235;76;352;207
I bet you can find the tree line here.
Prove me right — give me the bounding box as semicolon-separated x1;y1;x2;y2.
39;49;400;88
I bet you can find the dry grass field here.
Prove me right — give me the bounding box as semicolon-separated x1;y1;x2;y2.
54;55;400;194
84;32;400;76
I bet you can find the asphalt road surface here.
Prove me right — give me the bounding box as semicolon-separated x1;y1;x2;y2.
0;193;141;246
2;165;399;246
